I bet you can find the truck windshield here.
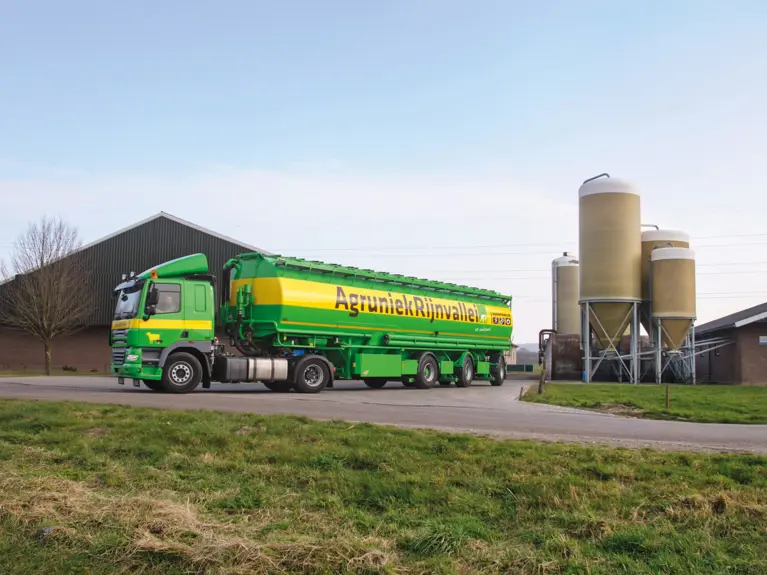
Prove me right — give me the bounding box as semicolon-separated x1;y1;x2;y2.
113;282;144;320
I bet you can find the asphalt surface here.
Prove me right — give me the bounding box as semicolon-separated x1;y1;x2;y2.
1;375;765;454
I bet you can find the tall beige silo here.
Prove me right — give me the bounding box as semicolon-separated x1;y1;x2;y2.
578;175;642;349
641;230;690;336
650;247;696;349
552;253;580;335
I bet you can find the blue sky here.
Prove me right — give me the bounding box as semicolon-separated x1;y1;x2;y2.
2;1;766;342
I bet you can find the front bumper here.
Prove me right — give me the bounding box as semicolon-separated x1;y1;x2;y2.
111;347;162;381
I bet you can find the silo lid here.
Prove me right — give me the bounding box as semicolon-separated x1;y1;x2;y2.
553;255;579;266
578;176;637;198
642;229;690;243
650;247;696;262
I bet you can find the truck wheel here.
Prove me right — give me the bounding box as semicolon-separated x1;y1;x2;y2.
490;355;506;386
263;381;293;393
293;357;330;393
161;352;203;394
455;355;474;388
363;378;388;389
143;379;164;392
413;354;439;389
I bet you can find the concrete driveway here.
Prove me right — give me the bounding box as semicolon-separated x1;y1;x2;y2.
1;375;765;454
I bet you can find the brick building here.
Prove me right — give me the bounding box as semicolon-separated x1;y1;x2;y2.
694;302;767;385
0;212;267;372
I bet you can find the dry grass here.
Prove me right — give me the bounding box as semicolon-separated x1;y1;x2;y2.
0;473;399;574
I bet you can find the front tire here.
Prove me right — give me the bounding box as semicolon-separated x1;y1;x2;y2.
161;352;203;394
293;357;330;394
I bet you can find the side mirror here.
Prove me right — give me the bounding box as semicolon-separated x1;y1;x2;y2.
146;286;159;306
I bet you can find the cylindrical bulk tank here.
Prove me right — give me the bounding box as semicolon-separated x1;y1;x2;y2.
650;247;696;350
578;175;642;349
641;230;690;337
552;253;580;335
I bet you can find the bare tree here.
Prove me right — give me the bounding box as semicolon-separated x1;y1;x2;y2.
0;216;91;375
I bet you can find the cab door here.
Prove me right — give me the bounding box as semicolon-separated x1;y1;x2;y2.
145;282;184;347
184;281;215;341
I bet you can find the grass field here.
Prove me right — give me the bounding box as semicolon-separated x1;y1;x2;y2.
524;383;767;425
0;399;765;574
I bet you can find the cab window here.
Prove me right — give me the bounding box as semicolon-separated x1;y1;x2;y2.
154;283;181;314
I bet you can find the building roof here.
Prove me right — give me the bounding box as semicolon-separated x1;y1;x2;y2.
0;212;270;288
79;212;271;256
695;301;767;336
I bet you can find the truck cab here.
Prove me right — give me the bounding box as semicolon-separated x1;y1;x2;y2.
110;254;217;392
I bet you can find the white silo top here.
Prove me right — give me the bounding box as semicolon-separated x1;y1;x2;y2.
578;177;637;198
651;247;696;262
642;229;690;243
552;254;579;267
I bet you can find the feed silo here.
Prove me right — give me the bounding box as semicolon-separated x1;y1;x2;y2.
552;253;580;335
641;230;690;336
650;246;696;350
578;174;642;350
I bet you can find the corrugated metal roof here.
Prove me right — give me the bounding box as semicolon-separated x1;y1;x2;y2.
695;301;767;335
78;212;271;256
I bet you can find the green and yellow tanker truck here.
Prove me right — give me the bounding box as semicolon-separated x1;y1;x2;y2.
109;252;513;394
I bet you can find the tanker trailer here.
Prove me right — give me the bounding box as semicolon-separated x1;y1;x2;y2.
110;253;513;394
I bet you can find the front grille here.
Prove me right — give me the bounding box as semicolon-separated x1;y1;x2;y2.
112;347;126;366
111;329;128;340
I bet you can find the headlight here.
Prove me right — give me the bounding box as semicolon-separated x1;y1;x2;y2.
126;354;139;362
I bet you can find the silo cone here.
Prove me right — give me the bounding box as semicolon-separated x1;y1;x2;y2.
578;175;642;349
650;247;696;349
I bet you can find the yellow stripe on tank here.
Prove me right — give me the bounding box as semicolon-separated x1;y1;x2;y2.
230;277;513;327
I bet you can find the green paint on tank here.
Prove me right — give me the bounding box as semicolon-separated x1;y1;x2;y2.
221;253;514;380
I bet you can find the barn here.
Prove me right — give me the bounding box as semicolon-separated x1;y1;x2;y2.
0;212;268;372
694;302;767;386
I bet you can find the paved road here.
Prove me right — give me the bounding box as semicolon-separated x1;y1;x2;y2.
1;376;765;454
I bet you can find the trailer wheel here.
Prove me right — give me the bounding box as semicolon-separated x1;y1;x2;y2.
413;354;439;389
263;381;293;393
490;355;506;386
455;355;474;388
160;352;203;394
142;379;164;392
363;378;388;389
293;357;330;393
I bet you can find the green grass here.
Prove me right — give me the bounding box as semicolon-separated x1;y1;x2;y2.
0;399;765;574
523;383;767;424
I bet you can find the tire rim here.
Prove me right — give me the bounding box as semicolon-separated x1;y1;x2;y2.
466;363;473;381
424;364;435;382
304;365;324;387
170;362;193;385
499;364;505;380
